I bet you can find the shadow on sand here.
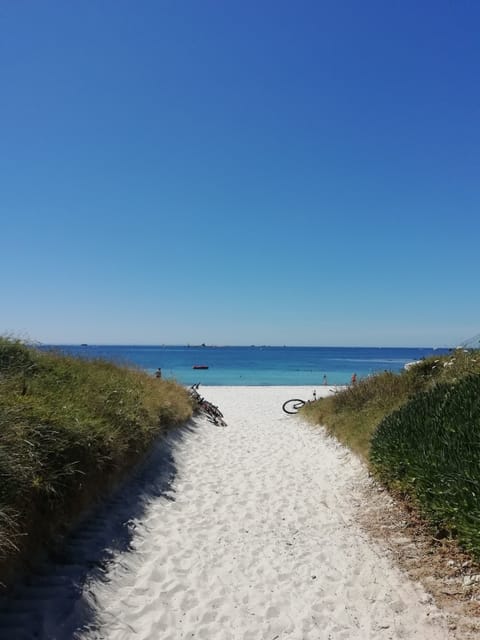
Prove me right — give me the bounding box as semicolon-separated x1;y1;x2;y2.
0;418;202;640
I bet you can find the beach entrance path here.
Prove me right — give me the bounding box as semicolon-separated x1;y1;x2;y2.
0;387;451;639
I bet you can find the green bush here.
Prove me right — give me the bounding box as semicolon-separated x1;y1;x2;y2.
370;374;480;557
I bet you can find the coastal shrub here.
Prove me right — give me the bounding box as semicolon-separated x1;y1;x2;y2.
301;371;417;460
403;350;480;387
0;339;36;373
370;374;480;557
0;338;192;581
330;371;415;412
302;350;480;460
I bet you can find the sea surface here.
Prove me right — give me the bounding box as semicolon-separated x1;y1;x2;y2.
43;345;450;386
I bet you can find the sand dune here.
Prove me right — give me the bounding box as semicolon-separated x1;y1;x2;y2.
0;386;451;639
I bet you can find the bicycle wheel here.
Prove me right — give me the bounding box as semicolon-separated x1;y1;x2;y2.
282;399;306;415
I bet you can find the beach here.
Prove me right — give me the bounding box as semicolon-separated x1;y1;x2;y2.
0;386;453;639
81;386;451;639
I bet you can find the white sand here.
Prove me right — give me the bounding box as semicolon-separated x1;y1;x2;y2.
73;385;450;640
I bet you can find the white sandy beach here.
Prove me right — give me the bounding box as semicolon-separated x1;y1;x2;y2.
64;385;449;640
0;386;453;639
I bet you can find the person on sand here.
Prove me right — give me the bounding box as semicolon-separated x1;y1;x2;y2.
351;372;357;384
155;367;162;379
323;374;328;385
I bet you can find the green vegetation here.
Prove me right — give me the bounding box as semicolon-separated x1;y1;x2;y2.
302;349;480;558
302;370;414;461
370;375;480;556
0;338;193;584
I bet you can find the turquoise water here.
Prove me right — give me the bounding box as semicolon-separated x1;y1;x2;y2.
44;345;450;386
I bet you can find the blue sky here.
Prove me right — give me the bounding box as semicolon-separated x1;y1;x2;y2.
1;1;479;347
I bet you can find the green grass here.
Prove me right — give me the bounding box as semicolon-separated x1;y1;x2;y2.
302;349;480;558
302;350;480;460
301;370;417;461
370;375;480;557
0;338;193;585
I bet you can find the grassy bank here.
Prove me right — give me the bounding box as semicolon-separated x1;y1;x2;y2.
0;338;193;587
370;374;480;557
302;349;480;557
302;349;480;460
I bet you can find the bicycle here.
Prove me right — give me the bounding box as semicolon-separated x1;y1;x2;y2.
282;390;318;415
282;398;307;414
189;384;227;427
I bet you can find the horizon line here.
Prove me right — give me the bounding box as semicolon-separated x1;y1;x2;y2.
36;343;454;350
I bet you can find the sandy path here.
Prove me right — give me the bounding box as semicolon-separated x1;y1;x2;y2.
0;386;451;639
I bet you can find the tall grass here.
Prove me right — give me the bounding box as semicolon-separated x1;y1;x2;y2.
0;338;193;584
370;375;480;557
302;350;480;460
302;349;480;558
301;371;416;460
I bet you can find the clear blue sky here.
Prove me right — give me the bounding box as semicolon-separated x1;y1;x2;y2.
1;1;479;347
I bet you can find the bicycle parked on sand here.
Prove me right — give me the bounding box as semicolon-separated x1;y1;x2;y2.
282;390;319;415
189;384;227;427
282;398;308;414
282;387;342;414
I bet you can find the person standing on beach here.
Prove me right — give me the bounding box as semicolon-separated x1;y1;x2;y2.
323;374;328;385
351;372;357;384
155;368;162;379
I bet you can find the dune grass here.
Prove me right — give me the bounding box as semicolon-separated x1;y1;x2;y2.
301;370;417;461
302;349;480;461
370;374;480;557
302;349;480;558
0;338;193;586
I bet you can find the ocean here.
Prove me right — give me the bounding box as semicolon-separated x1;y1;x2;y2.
43;345;450;386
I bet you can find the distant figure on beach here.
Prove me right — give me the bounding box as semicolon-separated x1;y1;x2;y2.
312;390;316;400
323;374;328;385
155;368;162;379
351;372;357;385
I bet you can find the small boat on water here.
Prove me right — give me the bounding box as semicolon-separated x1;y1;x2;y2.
192;365;209;370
